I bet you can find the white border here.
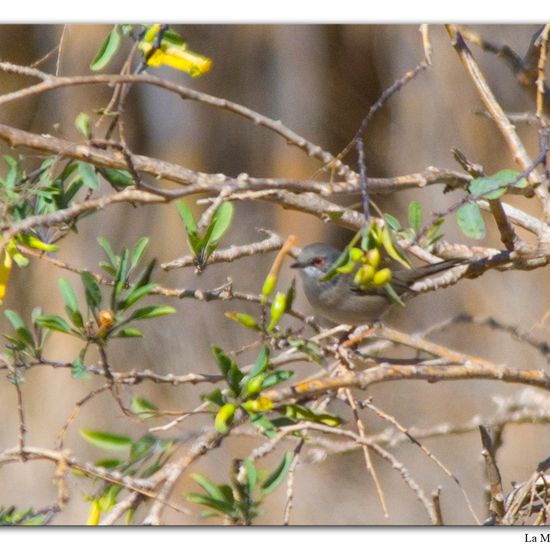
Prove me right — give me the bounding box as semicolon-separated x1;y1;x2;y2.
0;1;550;23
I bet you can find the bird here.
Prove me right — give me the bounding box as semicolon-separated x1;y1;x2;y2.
290;242;465;325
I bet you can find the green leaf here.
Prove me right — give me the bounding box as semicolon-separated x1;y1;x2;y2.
71;356;90;380
78;162;99;190
175;201;202;256
203;202;234;253
186;493;236;517
261;451;293;495
175;201;197;235
211;346;235;378
260;370;293;390
113;327;143;338
281;405;342;426
288;338;323;363
113;249;129;305
242;459;258;495
457;202;486;240
383;213;402;231
380;224;411;269
58;278;84;328
97;237;118;269
75;112;91;139
129;237;150;272
383;283;406;308
35;315;73;335
130;397;158;419
127;305;175;321
227;363;244;397
202;389;225;408
130;435;158;460
408;201;422;233
90;26;122;71
79;429;133;452
4;310;34;347
118;283;157;310
469;169;527;200
99;262;116;276
250;345;270;378
94;458;124;469
3;156;19;190
60;177;84;207
248;413;277;439
190;473;232;503
81;271;102;309
99;168;134;189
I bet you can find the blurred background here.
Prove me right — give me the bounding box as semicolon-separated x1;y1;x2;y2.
0;24;549;525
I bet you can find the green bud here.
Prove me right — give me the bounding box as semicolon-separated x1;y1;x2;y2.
244;373;266;397
224;311;260;331
261;274;277;304
267;292;286;331
350;247;365;262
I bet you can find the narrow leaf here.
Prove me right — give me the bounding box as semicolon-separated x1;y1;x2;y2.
74;112;91;139
408;201;422;233
4;310;34;347
90;26;122;71
128;305;175;321
190;473;231;502
130;397;158;419
81;271;102;309
79;429;133;452
78;162;99;190
129;237;149;272
35;315;73;334
261;451;293;495
113;327;143;338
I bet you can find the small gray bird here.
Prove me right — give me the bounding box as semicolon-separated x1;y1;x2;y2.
291;242;464;325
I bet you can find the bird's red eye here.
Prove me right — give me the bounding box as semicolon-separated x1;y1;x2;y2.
312;256;325;267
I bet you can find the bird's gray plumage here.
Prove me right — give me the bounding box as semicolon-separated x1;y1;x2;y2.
291;242;463;325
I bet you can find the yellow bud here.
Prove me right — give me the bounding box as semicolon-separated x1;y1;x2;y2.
372;267;392;287
242;397;273;413
86;500;101;526
98;310;115;336
354;264;375;287
215;403;237;433
365;248;381;269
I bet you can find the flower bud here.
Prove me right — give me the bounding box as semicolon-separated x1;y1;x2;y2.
365;248;381;269
372;267;392;287
354;264;375;287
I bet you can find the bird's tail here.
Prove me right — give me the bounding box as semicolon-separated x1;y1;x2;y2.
400;257;468;287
